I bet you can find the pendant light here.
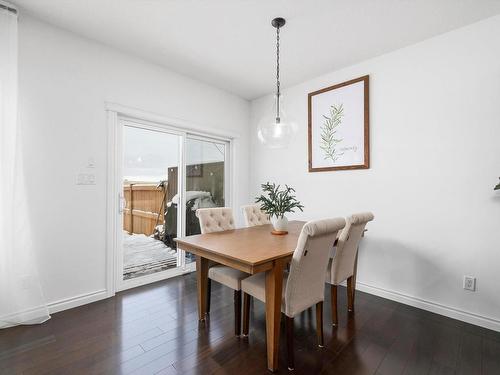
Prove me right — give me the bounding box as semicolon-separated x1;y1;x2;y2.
257;17;294;148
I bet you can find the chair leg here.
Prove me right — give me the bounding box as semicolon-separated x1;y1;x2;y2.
331;285;338;326
234;290;241;336
347;276;355;312
242;293;250;336
316;302;324;347
286;316;294;371
206;278;212;314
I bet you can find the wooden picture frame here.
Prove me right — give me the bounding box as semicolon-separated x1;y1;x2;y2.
308;75;369;172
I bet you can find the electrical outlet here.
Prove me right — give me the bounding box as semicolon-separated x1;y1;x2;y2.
463;276;476;291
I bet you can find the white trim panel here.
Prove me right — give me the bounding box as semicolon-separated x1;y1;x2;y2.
47;289;108;314
105;102;240;140
356;281;500;332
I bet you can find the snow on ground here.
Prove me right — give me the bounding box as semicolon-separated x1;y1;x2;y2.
123;232;177;280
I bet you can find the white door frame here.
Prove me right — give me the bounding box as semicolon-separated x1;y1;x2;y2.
106;103;237;296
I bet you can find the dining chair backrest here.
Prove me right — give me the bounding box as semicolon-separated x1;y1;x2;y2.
196;207;235;234
328;212;374;285
241;204;271;227
284;218;346;317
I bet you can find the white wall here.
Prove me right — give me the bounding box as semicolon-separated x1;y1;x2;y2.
18;15;250;309
250;15;500;330
16;11;500;331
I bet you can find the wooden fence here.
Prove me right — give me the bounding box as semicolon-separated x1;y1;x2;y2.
123;183;167;236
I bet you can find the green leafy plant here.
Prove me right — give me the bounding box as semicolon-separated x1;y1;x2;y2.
255;182;304;219
320;103;344;162
495;178;500;190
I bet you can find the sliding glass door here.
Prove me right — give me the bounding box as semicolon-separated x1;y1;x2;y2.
119;122;183;288
116;119;230;290
183;136;229;265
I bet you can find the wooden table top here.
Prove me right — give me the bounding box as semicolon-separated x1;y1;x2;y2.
175;221;305;268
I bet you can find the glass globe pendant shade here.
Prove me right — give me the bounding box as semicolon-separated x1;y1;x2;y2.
257;95;294;148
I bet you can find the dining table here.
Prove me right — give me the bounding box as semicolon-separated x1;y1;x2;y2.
175;220;306;372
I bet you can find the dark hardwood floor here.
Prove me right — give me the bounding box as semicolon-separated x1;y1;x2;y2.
1;272;499;375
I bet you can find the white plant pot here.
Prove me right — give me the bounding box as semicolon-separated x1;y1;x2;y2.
271;216;289;232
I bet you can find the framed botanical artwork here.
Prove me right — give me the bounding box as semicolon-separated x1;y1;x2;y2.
308;75;369;172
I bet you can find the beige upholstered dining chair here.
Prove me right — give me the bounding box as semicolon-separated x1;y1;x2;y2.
241;204;271;227
326;212;374;326
196;207;248;335
241;218;346;370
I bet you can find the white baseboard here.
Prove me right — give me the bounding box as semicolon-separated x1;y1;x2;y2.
356;281;500;332
48;265;197;313
7;274;498;333
1;290;109;327
47;289;108;314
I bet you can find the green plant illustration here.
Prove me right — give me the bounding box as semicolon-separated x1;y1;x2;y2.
320;103;344;162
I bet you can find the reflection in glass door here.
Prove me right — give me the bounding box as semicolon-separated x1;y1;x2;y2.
183;136;228;264
120;123;182;284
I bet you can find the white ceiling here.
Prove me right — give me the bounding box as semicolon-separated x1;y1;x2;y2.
13;0;500;99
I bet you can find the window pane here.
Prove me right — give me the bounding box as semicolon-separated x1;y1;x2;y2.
184;138;227;263
122;125;180;280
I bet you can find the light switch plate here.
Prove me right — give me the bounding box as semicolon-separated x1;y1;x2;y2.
77;173;96;185
87;157;96;168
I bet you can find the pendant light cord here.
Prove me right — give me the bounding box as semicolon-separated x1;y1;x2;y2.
275;25;281;122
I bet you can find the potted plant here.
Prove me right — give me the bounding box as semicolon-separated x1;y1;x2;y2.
255;182;304;234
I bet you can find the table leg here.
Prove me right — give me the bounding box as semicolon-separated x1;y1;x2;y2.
196;255;209;322
265;259;285;372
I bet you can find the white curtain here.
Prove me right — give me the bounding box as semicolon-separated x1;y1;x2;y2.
0;3;50;328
